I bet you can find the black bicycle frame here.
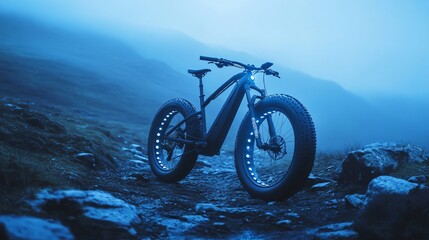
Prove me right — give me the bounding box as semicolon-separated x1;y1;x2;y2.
164;70;268;156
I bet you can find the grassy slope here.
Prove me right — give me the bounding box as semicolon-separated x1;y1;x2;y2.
0;14;198;126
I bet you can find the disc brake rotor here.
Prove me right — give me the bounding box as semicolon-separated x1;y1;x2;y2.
267;136;287;160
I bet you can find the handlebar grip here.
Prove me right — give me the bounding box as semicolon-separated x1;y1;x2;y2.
200;56;219;62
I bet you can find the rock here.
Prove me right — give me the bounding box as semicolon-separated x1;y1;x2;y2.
182;215;209;223
213;222;225;226
123;144;145;156
158;218;196;236
284;212;300;219
73;153;96;169
311;182;331;191
365;176;419;203
344;194;365;209
324;199;344;210
72;152;115;170
133;155;148;161
355;176;429;239
195;203;221;214
130;144;144;153
337;142;429;185
306;222;358;240
408;175;427;184
306;174;332;187
0;215;73;240
30;189;140;239
276;219;292;227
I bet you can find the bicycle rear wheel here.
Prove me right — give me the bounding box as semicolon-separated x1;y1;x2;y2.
148;98;202;182
235;94;316;200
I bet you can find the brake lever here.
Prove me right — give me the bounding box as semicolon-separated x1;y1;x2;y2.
215;63;224;68
265;69;280;78
273;71;280;78
207;61;223;68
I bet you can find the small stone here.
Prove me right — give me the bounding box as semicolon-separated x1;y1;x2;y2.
276;219;292;226
134;155;148;161
129;159;144;164
284;212;300;219
306;174;331;187
195;203;220;213
311;182;331;191
265;212;275;217
325;199;341;206
213;222;225;226
130;143;143;150
344;194;365;209
182;215;209;223
408;175;427;184
73;152;96;168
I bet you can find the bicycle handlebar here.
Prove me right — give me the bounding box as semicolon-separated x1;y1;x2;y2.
200;56;219;62
199;55;280;78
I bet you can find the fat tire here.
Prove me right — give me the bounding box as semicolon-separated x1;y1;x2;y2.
148;98;202;182
235;94;316;200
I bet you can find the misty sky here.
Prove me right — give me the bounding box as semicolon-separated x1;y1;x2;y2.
1;0;428;98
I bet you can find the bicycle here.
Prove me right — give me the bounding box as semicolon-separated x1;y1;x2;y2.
148;56;316;200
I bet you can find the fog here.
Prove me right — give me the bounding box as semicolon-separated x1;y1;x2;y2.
2;0;429;97
1;1;428;151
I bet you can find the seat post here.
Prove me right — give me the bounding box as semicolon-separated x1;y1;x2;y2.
188;68;210;134
198;77;207;134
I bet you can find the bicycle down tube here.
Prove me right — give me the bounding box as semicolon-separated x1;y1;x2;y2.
201;71;254;156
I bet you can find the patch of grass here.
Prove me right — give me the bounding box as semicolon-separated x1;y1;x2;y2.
0;145;90;213
312;146;362;179
0;154;46;189
391;161;429;179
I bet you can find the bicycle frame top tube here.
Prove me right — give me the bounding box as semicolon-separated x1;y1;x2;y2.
202;72;244;108
200;71;256;156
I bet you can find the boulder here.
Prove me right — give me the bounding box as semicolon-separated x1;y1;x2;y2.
354;176;429;239
30;189;141;239
364;175;419;203
337;142;429;185
0;215;73;240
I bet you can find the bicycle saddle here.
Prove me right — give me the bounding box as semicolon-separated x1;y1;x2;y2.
188;69;211;78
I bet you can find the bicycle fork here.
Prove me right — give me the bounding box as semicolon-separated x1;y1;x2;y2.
245;85;277;151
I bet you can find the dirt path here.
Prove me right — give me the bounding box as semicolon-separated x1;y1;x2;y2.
95;142;360;239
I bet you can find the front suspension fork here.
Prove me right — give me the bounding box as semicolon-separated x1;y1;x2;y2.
246;87;277;150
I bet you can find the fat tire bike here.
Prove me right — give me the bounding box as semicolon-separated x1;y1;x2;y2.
148;56;316;200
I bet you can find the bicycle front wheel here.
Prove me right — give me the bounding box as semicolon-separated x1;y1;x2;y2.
235;94;316;200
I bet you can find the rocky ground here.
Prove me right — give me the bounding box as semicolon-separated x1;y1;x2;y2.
1;97;428;240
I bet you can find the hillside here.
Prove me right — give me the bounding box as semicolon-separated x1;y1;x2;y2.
0;14;197;125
